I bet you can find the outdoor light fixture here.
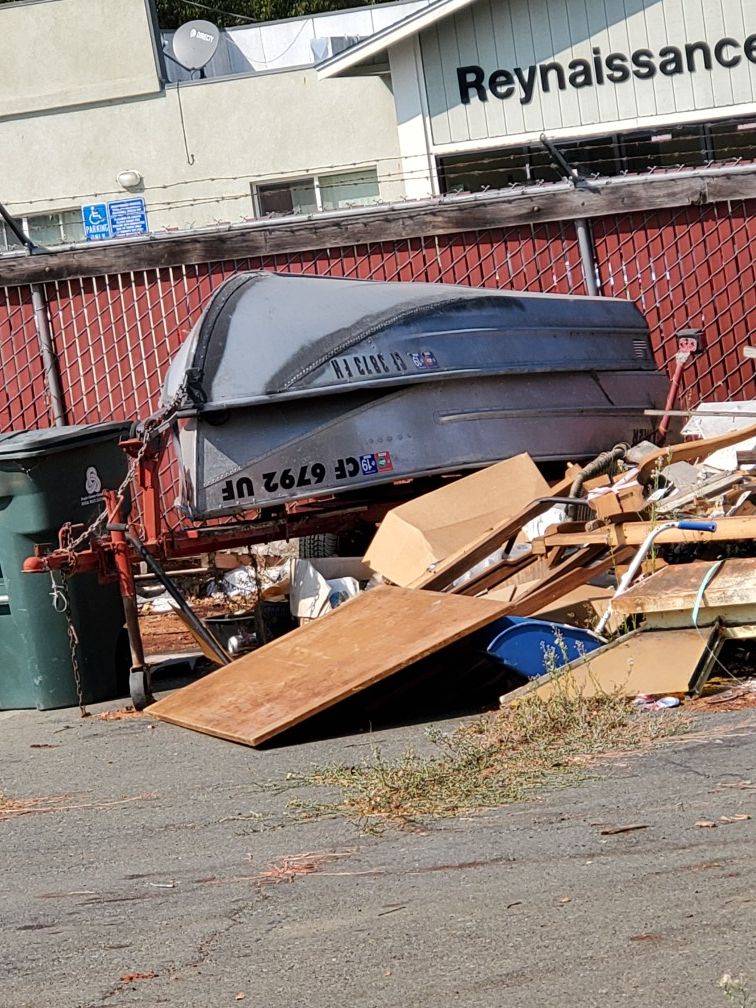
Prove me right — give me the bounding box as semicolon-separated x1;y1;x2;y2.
116;169;143;189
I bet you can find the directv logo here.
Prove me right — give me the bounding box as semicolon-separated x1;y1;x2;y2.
190;28;214;42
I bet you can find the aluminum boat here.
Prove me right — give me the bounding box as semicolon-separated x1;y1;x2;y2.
162;271;668;519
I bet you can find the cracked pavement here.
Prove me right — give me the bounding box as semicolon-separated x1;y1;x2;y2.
1;694;755;1007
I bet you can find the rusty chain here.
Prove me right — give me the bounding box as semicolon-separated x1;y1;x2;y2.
44;388;187;713
59;396;183;566
49;569;89;718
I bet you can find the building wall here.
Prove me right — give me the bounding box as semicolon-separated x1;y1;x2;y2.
0;0;403;233
1;0;163;118
419;0;756;150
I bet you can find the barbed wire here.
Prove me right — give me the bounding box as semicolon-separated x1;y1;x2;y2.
1;128;754;248
4;117;755;212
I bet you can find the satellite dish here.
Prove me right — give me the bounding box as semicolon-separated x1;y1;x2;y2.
172;19;220;71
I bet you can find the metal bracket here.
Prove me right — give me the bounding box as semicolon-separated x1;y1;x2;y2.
539;134;592;190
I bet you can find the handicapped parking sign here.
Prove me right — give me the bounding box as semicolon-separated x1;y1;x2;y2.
81;203;111;241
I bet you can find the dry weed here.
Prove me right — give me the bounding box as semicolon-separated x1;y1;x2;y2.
290;683;692;829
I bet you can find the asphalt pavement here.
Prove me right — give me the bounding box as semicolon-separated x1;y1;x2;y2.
1;693;754;1008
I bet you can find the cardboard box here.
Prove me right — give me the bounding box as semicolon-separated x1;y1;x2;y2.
590;482;648;520
363;455;549;587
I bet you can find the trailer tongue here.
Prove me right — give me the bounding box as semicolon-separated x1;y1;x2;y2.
163;271;667;520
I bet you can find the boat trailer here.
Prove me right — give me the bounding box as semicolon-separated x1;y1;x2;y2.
22;271;671;709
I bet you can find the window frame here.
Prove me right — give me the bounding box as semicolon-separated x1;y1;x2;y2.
253;166;380;218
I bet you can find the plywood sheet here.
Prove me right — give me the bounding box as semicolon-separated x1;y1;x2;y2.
149;586;508;746
613;558;756;615
504;627;718;705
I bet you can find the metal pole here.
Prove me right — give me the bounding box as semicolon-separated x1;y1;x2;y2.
30;284;67;427
538;137;602;298
575;217;600;297
0;199;66;427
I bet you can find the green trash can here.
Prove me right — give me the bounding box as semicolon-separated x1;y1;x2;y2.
0;422;132;710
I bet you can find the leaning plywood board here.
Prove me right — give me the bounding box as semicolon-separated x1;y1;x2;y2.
363;454;548;588
149;585;508;747
503;627;719;705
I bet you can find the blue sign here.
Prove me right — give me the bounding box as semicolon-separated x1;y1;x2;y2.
81;203;111;241
108;197;148;238
81;198;150;241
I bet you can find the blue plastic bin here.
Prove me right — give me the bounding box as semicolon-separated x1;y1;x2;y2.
485;617;604;680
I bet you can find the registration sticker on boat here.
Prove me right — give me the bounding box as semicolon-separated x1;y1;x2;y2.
409;351;439;369
359;451;394;476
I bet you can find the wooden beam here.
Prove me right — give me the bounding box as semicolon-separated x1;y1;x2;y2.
3;168;756;286
636;421;756;485
542;515;756;549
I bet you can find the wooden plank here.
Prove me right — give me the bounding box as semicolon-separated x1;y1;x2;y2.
543;515;756;549
148;585;509;747
4;169;756;285
612;558;756;615
636;422;756;485
502;627;719;705
642;605;756;629
499;547;631;617
533;584;614;628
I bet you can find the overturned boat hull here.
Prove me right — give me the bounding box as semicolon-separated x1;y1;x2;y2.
162;272;668;519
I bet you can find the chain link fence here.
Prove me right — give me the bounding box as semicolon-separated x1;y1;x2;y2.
1;201;752;436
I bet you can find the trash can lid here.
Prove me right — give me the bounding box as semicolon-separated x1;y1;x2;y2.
0;422;131;460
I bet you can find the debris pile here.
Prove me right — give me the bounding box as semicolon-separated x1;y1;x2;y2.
150;402;756;747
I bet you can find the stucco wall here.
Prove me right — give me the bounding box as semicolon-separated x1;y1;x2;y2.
0;0;163;118
0;68;403;231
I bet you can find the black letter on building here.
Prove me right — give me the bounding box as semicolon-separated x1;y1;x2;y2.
513;65;538;104
488;68;515;99
605;52;631;83
457;65;486;104
568;58;593;88
631;49;657;80
539;61;566;92
685;41;712;71
658;46;684;75
592;46;605;85
714;37;741;68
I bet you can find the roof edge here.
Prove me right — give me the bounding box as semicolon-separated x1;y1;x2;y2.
316;0;476;78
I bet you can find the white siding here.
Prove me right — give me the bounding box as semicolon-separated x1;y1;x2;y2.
421;0;756;147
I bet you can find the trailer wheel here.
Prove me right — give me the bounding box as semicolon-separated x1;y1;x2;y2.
298;533;339;558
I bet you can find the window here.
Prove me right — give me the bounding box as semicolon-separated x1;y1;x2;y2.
437;117;756;195
620;125;706;173
439;148;530;193
0;208;85;250
319;169;380;210
0;220;23;251
438;137;617;193
710;119;756;162
257;178;318;217
254;168;379;218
